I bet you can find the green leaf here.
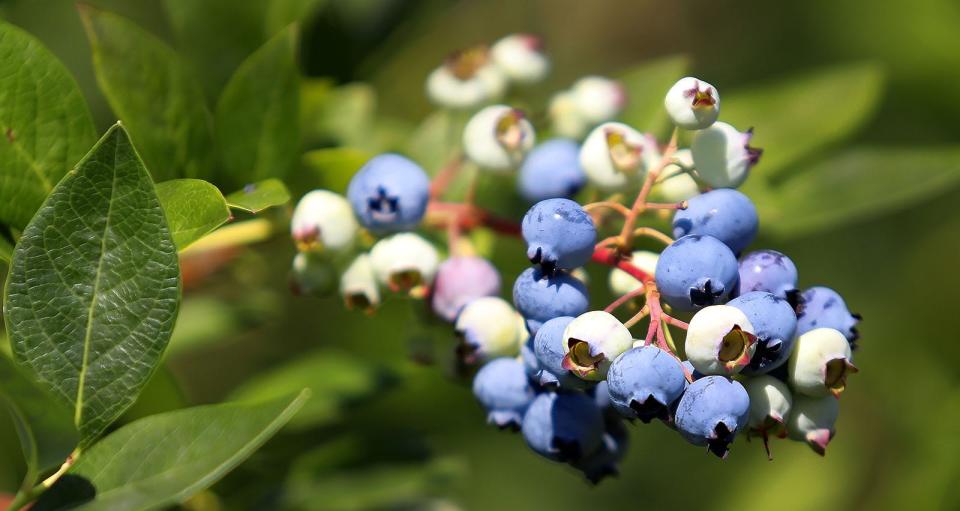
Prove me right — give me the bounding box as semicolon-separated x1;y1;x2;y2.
230;350;387;430
406;110;467;173
119;366;187;424
307;82;377;149
299;147;372;194
80;6;214;181
49;391;309;511
225;178;291;213
215;26;300;188
4;124;181;447
722;63;884;184
616;54;690;134
266;0;328;35
156;179;231;250
759;147;960;238
0;234;12;264
0;20;97;230
166;297;240;357
0;356;77;476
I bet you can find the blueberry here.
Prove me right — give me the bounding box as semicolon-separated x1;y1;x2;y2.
512;267;589;335
672;189;758;254
680;360;704;382
522;198;597;272
606;346;687;423
520;335;541;381
533;316;592;390
737;250;799;300
796;286;861;348
472;357;537;430
573;416;629;484
346;153;430;234
674;376;750;458
431;256;501;322
728;292;798;375
518;139;586;202
521;392;604;463
655;234;740;311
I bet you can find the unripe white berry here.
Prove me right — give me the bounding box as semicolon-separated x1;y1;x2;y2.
579;122;655;191
339;253;380;313
561;310;633;381
685;305;757;376
657;149;700;202
788;328;857;398
455;297;524;363
369;233;439;293
743;375;793;433
462;105;535;172
291;190;358;254
571;76;626;124
787;395;839;456
490;34;549;84
608;250;658;296
664;76;720;130
691;121;762;189
425;47;506;110
548;90;590;139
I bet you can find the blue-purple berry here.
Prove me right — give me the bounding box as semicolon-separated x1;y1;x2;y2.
513;267;589;335
521;391;604;463
738;249;799;300
518;139;586;202
532;316;592;390
728;291;798;375
473;357;537;430
674;376;750;458
796;287;861;347
346;154;430;233
672;189;758;254
607;346;687;423
522;198;597;272
655;234;740;311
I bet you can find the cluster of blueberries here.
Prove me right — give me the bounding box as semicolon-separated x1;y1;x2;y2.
289;34;862;482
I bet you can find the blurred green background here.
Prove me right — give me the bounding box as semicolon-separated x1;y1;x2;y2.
1;0;959;509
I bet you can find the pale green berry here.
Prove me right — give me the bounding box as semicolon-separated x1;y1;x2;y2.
685;305;757;376
548;90;591;139
788;327;857;398
339;253;380;313
579;122;654;191
369;233;439;293
561;310;633;381
425;46;506;109
787;395;840;456
463;105;535;172
571;76;626;124
664;76;719;130
744;375;793;435
657;149;700;202
291;190;358;254
690;121;762;189
490;34;549;84
608;250;658;296
455;297;524;363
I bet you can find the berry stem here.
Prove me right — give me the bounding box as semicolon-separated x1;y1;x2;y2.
630;227;674;246
590;247;653;284
622;304;650;328
605;286;647;313
428;152;465;200
617;128;679;251
425;201;522;238
583;201;632;217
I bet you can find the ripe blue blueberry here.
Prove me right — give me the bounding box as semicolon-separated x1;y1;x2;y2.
728;291;798;375
533;316;592;390
512;267;589;334
518;139;587;202
672;189;758;254
431;256;501;322
346;153;430;234
522;391;604;463
674;376;750;458
606;346;687;423
655;234;740;311
573;416;628;484
520;335;540;380
738;249;799;302
522;198;597;272
796;286;861;347
472;357;537;430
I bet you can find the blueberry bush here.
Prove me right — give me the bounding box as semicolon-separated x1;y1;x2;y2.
1;1;959;510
